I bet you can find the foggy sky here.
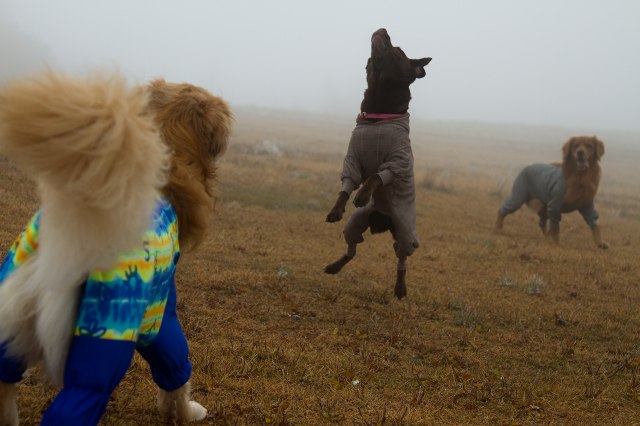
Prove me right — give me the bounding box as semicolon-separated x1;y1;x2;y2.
1;0;639;133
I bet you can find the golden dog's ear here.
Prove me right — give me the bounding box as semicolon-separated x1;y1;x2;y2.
189;93;232;160
562;138;574;160
148;80;232;252
148;79;170;110
594;137;605;160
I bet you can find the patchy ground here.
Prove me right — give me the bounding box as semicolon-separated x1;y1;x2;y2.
2;109;639;425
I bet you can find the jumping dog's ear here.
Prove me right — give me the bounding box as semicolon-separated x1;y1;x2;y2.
411;58;432;79
594;137;605;160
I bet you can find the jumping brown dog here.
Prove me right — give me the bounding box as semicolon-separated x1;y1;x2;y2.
325;28;431;298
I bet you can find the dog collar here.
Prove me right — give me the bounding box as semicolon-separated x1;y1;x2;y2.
359;112;404;120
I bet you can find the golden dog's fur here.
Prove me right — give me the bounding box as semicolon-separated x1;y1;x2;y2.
557;136;607;248
0;72;169;385
149;79;231;251
559;136;604;209
148;80;231;421
0;71;232;424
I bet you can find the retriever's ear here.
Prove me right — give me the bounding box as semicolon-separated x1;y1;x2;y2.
411;57;432;79
562;138;574;160
594;137;605;160
148;79;170;108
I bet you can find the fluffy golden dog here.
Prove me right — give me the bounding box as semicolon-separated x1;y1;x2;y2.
495;136;607;248
0;72;231;424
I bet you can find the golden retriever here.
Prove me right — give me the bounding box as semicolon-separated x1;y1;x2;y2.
0;71;231;424
495;136;607;249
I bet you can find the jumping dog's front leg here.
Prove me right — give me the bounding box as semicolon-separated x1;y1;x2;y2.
326;191;349;223
354;175;382;208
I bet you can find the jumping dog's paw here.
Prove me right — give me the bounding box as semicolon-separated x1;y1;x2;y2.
597;241;609;250
353;192;371;208
326;209;343;223
353;183;374;207
326;192;349;222
354;175;382;208
324;255;352;274
394;270;407;299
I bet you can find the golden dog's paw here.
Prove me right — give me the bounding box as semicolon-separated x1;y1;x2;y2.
597;241;609;250
188;401;207;422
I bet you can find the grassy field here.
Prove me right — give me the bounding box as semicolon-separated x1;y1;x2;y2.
1;108;640;425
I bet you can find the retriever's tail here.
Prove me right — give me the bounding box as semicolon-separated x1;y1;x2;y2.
0;71;170;385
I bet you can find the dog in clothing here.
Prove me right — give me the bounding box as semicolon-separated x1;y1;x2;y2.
495;136;607;249
0;72;232;424
325;28;431;298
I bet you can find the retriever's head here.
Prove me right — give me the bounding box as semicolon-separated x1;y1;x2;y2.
562;136;605;172
361;28;431;114
148;79;233;251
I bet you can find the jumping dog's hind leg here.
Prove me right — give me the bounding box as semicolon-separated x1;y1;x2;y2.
324;243;356;274
394;257;408;299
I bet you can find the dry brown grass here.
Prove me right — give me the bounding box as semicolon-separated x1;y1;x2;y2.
2;109;640;425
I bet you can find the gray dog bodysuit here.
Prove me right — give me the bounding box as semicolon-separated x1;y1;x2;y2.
339;114;419;261
499;163;599;232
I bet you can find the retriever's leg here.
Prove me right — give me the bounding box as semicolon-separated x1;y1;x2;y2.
157;382;207;423
537;208;548;235
41;338;136;424
546;227;560;245
494;210;506;232
354;175;382;208
394;257;408;299
326;192;349;223
495;171;530;233
590;225;609;250
138;286;206;423
0;382;18;426
0;343;25;426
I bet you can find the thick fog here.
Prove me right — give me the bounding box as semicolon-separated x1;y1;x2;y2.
1;0;638;132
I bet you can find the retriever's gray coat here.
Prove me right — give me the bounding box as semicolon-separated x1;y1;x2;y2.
499;163;599;232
